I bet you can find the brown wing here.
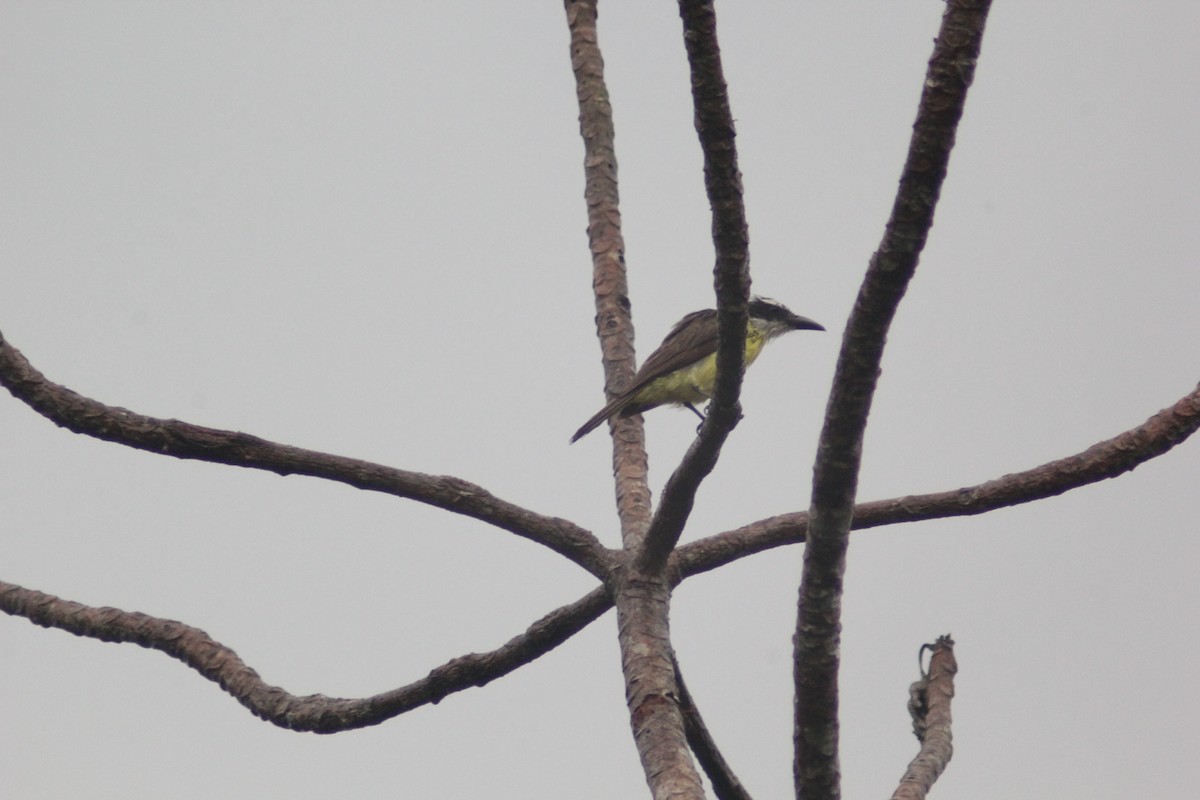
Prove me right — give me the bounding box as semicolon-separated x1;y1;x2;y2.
569;309;721;443
626;308;720;390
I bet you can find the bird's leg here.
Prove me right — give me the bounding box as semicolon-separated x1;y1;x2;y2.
686;402;707;434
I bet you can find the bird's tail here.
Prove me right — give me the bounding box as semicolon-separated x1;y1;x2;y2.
569;395;631;443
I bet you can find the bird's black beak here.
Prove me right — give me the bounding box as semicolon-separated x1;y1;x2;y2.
788;314;825;332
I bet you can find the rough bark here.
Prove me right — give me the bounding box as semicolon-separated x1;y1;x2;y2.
891;636;957;800
795;3;993;798
564;0;651;549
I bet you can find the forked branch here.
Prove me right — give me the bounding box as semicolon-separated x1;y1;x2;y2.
565;2;706;796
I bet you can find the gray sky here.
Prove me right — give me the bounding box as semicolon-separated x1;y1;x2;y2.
2;3;1198;798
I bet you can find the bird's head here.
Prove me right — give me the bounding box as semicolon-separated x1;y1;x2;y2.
748;296;825;339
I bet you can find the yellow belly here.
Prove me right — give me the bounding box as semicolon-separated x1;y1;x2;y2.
632;326;767;408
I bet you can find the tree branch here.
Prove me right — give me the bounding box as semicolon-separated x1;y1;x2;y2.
564;0;652;549
0;579;611;732
0;331;611;577
675;657;755;800
638;0;751;572
5;376;1193;736
673;381;1200;579
613;570;707;799
10;378;1188;730
891;636;957;800
608;3;752;797
795;4;992;797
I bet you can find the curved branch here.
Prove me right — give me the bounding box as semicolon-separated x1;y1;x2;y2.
796;5;992;796
5;381;1192;733
0;579;612;733
564;0;652;549
675;382;1200;580
639;0;750;572
675;657;755;800
0;331;611;578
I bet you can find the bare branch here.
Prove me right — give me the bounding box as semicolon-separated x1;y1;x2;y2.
639;0;750;572
891;636;957;800
0;331;611;577
673;382;1200;579
613;571;707;799
796;4;992;797
565;4;721;797
564;0;652;549
675;657;755;800
604;4;755;796
0;579;611;732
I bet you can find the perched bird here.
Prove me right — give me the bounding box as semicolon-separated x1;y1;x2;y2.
570;297;823;442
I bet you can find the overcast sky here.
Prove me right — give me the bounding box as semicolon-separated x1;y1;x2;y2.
2;3;1198;798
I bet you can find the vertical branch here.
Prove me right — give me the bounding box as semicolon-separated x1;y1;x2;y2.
609;3;761;796
794;3;992;799
891;637;957;800
614;573;707;799
616;2;759;794
678;0;752;367
637;0;752;571
564;0;652;548
566;4;704;797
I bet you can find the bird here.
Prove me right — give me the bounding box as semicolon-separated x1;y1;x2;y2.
570;296;824;443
